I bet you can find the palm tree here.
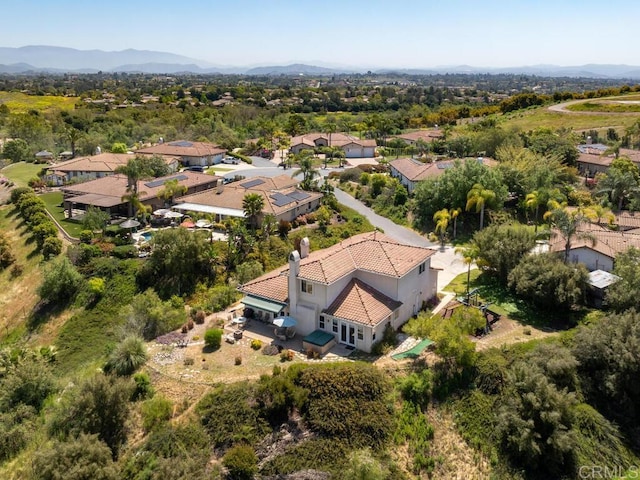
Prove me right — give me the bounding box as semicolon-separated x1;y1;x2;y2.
242;193;265;231
455;242;481;301
584;204;615;227
525;190;541;231
466;184;496;229
121;189;149;219
292;151;320;191
549;208;596;263
158;179;187;206
596;169;640;211
450;207;461;239
433;208;450;246
260;213;277;240
115;157;144;196
324;119;338;168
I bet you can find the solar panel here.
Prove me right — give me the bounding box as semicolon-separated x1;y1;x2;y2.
168;140;193;147
288;191;310;201
271;193;295;207
436;162;453;170
240;179;265;189
145;174;188;188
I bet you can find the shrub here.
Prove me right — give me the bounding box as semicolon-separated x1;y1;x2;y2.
104;336;148;376
141;395;173;433
235;356;242;365
187;319;194;330
9;187;33;205
250;339;262;350
280;349;294;362
399;370;433;409
0;233;16;270
10;263;23;278
42;236;63;258
183;357;194;366
204;328;222;350
132;372;154;401
181;324;188;333
37;256;83;306
194;310;206;324
222;445;258;480
79;230;93;243
112;245;137;259
371;323;397;355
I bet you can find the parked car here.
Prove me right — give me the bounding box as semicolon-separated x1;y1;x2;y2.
187;165;205;172
223;156;240;164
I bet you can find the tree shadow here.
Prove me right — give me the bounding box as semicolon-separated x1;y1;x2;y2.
27;300;66;331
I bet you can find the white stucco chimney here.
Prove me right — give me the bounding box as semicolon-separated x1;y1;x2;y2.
299;237;310;259
288;250;300;314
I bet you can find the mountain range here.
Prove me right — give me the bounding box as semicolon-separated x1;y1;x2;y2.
1;45;640;79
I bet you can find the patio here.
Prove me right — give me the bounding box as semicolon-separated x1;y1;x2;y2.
222;315;355;360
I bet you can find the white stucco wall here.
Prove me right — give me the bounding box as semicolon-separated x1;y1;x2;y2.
569;247;613;272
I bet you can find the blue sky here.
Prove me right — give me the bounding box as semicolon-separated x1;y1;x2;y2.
3;0;638;68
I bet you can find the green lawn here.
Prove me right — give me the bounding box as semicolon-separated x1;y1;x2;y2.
443;269;577;327
1;162;44;188
40;191;84;238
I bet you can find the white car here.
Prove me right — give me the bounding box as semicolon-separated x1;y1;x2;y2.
223;156;240;164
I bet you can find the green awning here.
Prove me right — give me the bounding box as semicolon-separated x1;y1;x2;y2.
241;295;286;314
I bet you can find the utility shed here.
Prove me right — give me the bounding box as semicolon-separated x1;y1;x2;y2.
588;270;621;308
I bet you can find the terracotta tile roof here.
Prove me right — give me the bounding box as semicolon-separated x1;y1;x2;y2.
290;132;376;148
136;140;226;158
323;279;401;326
49;153;133;173
239;268;289;303
549;225;640;259
390;157;497;182
61;171;219;207
176;175;322;217
298;231;435;284
577;148;640;168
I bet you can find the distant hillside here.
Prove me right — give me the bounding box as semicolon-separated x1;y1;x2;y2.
1;45;640;78
244;63;349;76
0;45;212;71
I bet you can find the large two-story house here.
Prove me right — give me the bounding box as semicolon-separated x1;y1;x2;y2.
239;232;438;353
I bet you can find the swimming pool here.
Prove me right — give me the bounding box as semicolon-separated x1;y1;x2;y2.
140;231;155;242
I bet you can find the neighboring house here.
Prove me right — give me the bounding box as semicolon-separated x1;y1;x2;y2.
239;232;438;353
136;140;226;167
46;153;134;184
45;152;178;186
576;143;640;177
35;150;54;163
389;157;497;194
290;133;377;158
61;171;219;218
173;175;322;223
549;225;640;272
392;129;443;145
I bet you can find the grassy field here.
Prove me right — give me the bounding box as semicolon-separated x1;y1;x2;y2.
566;101;640;113
499;107;639;132
0;205;43;344
39;191;84;238
1;162;44;188
0;91;78;113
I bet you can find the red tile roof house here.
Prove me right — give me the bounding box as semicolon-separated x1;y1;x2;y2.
239;232;438;353
45;152;179;186
136;140;227;167
389;157;498;194
576;144;640;178
61;171;219;218
549;223;640;272
289;133;377;158
173;175;322;223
